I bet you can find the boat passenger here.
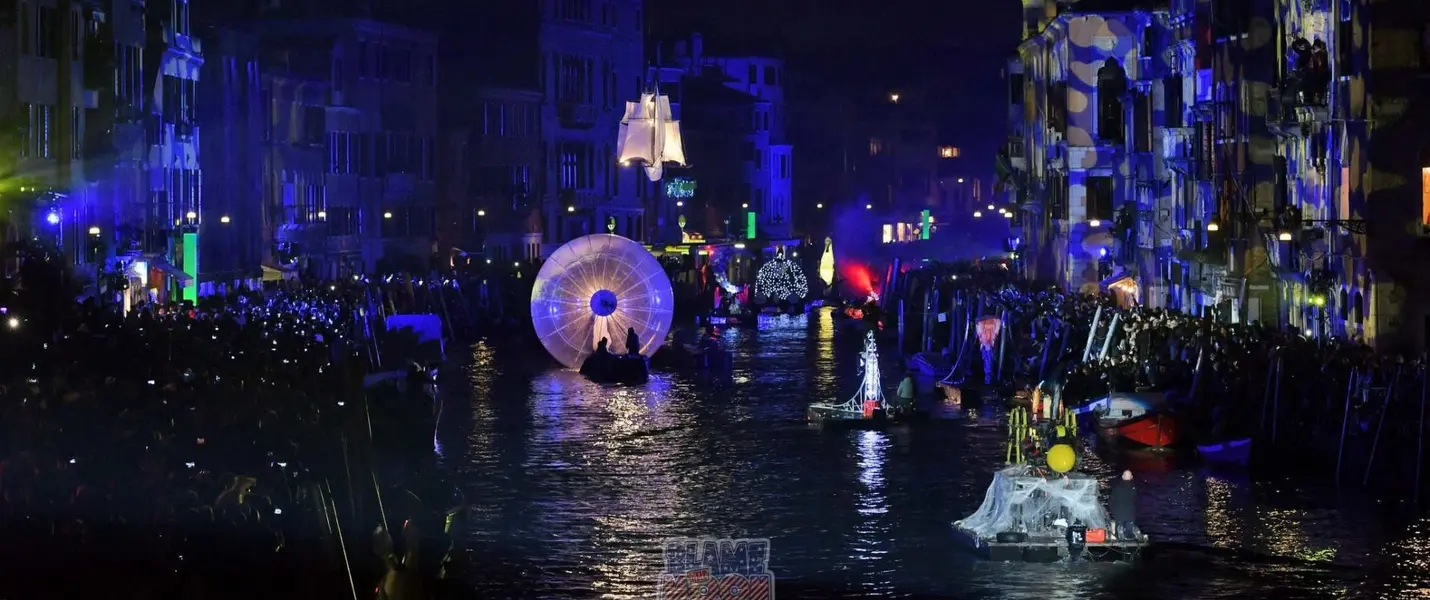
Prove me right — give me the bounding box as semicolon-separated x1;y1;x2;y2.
896;374;916;410
595;338;610;355
625;327;641;355
1110;470;1141;541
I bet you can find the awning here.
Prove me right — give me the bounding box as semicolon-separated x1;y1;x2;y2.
1100;269;1136;292
262;265;298;282
150;260;193;283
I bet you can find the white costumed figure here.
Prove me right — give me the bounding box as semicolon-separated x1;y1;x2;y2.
840;331;887;417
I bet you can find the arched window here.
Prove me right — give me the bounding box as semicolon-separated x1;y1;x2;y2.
1353;291;1365;324
1339;288;1349;320
1097;59;1128;142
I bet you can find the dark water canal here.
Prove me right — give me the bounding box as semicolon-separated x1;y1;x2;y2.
436;309;1429;599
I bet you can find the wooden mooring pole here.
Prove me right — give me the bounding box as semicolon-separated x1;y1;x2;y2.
1416;369;1428;504
1335;368;1359;484
1363;367;1401;487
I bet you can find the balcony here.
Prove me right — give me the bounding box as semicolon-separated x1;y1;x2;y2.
558;102;599;128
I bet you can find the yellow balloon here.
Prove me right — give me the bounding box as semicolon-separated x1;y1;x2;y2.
1047;444;1076;473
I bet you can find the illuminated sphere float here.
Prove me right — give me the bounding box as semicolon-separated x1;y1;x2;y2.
530;234;674;369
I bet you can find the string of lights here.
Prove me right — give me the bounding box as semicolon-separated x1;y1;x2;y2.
756;258;809;301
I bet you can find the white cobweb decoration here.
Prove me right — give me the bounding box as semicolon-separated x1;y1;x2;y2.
530;234;675;369
954;465;1111;538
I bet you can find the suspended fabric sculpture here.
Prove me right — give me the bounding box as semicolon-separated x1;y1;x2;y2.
818;237;835;286
755;258;809;302
530;234;675;369
616;90;687;182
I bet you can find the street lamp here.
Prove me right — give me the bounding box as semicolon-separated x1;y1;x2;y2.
741;203;749;209
1089;219;1101;227
865;204;872;210
816;203;823;209
974;211;983;218
1278;231;1292;241
567;206;575;213
958;178;965;183
675;201;683;207
987;204;995;210
476;209;485;217
88;226;100;236
220;215;230;224
185;211;197;220
384;211;393;219
1206;220;1220;232
889;93;900;103
317;210;326;219
45;211;60;225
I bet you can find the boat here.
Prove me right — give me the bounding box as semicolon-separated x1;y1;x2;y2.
952;464;1148;563
1071;391;1180;449
1197;437;1252;466
808;331;922;427
579;352;650;385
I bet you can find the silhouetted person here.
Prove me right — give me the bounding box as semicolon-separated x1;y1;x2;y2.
595;337;610;355
1110;470;1141;541
625;327;641;356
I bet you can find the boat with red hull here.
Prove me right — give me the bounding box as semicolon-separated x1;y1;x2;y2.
1108;412;1179;448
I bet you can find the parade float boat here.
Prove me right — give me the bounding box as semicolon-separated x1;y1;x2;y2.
1071;391;1180;449
952;465;1148;562
579;352;651;385
1197;437;1252;467
808;332;924;427
954;425;1147;563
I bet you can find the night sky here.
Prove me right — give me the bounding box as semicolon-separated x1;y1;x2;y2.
648;0;1021;178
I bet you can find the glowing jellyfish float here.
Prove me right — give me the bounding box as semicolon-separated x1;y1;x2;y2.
530;234;674;369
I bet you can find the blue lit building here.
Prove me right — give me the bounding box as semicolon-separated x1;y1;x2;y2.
1005;0;1430;350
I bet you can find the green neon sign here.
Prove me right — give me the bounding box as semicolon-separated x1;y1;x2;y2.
921;209;931;240
182;231;198;302
747;211;756;239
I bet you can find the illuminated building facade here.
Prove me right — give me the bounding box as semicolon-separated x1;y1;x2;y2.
1006;0;1430;349
1005;0;1174;307
1264;0;1429;349
661;33;795;242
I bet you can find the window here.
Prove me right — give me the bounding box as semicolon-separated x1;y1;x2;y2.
303;106;325;145
173;0;189;38
748;64;757;84
1421;167;1430;225
559;143;592;189
20;3;31;55
1049;173;1069;220
780;155;789;179
329;132;351;174
556;0;591;22
1212;0;1249;37
764;65;778;86
358;42;371;78
1163;76;1183;127
71;10;82;60
1274;155;1290;213
427;53;437;87
1086;176;1115;222
1048;81;1068;133
421;137;434;181
1008;73;1024;105
754;149;763;170
37;6;56;59
71;106;79;154
332;57;344;92
326;207;360;236
380;208;408;238
1133;92;1152;152
1096;60;1127;142
1421;22;1430;72
869;138;883;156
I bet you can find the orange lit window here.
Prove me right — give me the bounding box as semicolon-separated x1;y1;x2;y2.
1422;167;1430;224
